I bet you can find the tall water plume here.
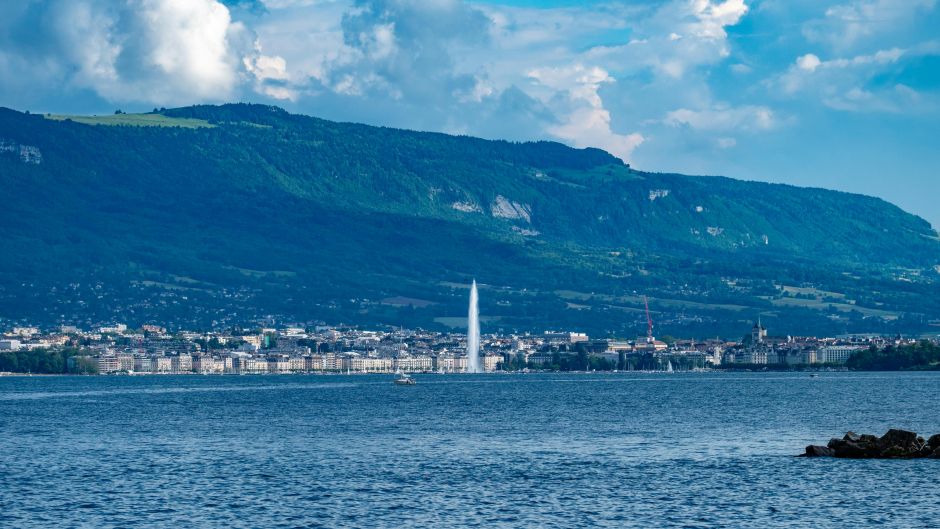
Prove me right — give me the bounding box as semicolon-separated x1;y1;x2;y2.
467;280;481;373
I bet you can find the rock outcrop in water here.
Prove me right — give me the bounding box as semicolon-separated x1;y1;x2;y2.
802;429;940;459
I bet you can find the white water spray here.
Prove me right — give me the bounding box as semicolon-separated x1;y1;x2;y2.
467;280;481;373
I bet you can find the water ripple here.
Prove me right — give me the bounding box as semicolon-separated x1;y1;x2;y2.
0;372;938;528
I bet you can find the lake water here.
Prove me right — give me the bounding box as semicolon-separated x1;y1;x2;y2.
1;372;938;528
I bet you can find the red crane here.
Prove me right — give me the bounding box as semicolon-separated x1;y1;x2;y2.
644;295;654;344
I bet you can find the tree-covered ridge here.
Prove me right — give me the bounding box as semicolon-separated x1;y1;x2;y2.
846;342;940;371
0;104;938;335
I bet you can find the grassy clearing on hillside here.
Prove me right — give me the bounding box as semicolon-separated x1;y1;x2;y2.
224;266;297;278
767;297;899;319
44;113;214;128
780;285;847;299
555;290;751;312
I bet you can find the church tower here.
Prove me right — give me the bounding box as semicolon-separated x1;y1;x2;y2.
751;318;767;345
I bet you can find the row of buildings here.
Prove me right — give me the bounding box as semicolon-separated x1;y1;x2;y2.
0;321;927;374
84;351;500;375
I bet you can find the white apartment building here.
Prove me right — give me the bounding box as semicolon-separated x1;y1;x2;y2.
818;346;864;365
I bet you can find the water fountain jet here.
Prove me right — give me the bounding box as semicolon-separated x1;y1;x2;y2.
467;280;481;373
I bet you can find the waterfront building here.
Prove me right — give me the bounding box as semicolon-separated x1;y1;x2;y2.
305;354;322;372
454;356;468;371
153;356;172;373
482;354;499;372
802;350;817;364
289;356;306;372
394;356;433;372
193;356;225;374
268;355;291;374
349;356;393;373
95;355;121;373
433;354;457;372
234;356;268;374
818;345;864;365
527;353;555;366
735;349;769;364
309;353;341;371
117;354;135;372
171;354;193;374
134;356;153;373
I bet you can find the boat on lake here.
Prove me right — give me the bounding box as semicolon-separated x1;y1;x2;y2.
393;371;416;385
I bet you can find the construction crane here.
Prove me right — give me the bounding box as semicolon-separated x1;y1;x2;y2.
644;295;654;344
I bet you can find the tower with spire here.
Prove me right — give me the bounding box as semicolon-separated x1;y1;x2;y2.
751;318;767;345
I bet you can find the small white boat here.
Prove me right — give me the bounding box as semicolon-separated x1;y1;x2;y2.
393;371;416;385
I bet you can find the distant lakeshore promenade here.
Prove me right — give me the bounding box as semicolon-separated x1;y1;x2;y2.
2;321;937;375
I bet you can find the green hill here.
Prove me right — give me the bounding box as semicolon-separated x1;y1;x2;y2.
1;104;938;336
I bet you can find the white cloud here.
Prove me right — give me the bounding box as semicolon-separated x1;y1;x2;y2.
803;0;937;51
527;65;644;161
245;54;289;82
779;47;908;96
310;0;490;101
73;0;243;104
796;53;822;72
586;0;750;80
688;0;749;39
774;44;940;113
244;48;294;100
664;104;776;131
454;76;494;103
823;83;926;112
0;0;268;106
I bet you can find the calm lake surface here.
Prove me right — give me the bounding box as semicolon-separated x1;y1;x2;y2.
1;372;938;528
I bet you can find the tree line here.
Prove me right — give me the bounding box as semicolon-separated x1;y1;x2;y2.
846;341;940;371
0;347;97;374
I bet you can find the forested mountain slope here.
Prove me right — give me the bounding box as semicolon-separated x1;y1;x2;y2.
1;104;937;336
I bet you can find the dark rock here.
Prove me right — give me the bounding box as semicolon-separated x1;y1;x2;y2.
928;434;940;450
834;440;876;459
880;445;912;459
804;445;835;457
879;429;918;449
802;430;940;458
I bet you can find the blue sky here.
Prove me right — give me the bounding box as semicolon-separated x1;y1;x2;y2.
1;0;938;227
